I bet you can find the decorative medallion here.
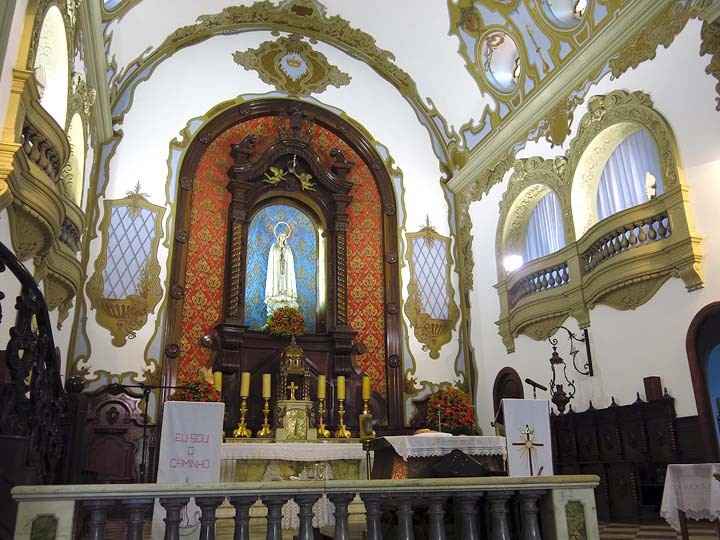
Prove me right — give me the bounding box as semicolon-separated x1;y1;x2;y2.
232;33;350;97
404;218;459;359
87;183;165;346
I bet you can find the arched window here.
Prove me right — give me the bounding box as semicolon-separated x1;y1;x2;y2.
596;128;664;220
33;5;69;127
524;190;566;262
66;113;85;206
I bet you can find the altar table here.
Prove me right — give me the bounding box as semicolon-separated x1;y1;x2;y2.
370;435;507;479
661;463;720;539
220;441;366;530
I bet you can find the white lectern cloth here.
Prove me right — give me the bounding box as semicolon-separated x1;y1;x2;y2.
502;398;553;476
152;401;224;539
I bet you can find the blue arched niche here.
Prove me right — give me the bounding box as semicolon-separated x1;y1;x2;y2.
244;203;319;332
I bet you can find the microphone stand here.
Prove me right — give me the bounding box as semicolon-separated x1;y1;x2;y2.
118;383;192;482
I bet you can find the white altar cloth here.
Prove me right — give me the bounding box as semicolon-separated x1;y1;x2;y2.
221;442;365;530
661;463;720;532
381;435;506;461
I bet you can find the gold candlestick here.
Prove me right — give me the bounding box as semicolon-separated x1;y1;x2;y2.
233;397;252;438
256;397;272;438
334;399;352;439
363;398;371;415
317;398;331;438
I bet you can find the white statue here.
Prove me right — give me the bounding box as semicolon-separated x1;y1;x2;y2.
265;221;299;316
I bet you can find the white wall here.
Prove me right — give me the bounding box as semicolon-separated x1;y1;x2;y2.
469;20;720;433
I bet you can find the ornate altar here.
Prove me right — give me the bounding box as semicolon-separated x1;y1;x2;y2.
163;101;406;436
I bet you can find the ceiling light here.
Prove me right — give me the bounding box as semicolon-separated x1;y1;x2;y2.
502;254;524;272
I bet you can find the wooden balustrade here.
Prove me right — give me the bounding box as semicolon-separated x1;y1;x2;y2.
582;212;671;273
12;476;600;540
508;261;570;308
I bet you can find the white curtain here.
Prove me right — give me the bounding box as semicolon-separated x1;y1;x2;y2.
524;191;566;262
597;129;664;220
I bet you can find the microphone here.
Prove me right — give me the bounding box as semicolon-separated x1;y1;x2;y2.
525;378;547;399
525;378;547;392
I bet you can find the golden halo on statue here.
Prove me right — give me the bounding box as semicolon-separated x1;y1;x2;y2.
273;221;293;241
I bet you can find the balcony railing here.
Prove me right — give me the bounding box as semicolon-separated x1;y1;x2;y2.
496;188;701;352
582;211;671;273
13;475;599;540
508;261;570;310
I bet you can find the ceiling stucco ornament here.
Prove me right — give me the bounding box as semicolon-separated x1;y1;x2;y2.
106;0;459;172
608;0;712;79
448;0;626;151
232;34;350;97
701;19;720;111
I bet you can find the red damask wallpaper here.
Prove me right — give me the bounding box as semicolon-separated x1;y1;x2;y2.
177;116;387;396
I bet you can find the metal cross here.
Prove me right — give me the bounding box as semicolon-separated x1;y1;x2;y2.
512;424;544;476
287;381;298;400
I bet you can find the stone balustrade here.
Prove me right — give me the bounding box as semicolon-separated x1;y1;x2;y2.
13;475;600;540
508;261;571;309
582;211;671;274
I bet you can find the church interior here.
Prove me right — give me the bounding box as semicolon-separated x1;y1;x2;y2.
2;0;720;538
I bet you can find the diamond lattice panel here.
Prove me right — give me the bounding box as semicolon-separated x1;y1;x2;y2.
412;237;449;320
102;206;156;299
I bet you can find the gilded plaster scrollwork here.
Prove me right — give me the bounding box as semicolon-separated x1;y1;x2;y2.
404;222;459;359
701;19;720;111
233;33;350;97
68;72;96;119
87;185;165;347
492;91;703;352
608;1;711;79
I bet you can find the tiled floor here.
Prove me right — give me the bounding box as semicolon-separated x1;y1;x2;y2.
600;522;720;539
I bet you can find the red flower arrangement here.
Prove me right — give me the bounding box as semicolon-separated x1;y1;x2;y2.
424;386;478;435
266;306;305;337
170;368;221;402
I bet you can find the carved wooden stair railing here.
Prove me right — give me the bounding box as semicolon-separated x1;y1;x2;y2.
0;239;69;538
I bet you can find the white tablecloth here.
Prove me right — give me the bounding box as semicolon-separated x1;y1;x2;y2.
221;442;365;530
661;463;720;531
382;435;507;461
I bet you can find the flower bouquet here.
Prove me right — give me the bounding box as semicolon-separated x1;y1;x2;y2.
265;306;305;337
422;386;478;435
170;367;221;402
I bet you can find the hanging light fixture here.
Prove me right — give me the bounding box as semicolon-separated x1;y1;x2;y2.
547;326;593;413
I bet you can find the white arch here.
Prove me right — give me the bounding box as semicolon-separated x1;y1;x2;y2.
66;113;85;206
34;5;69;127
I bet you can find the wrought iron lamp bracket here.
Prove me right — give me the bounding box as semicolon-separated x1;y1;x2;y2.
551;326;593;377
